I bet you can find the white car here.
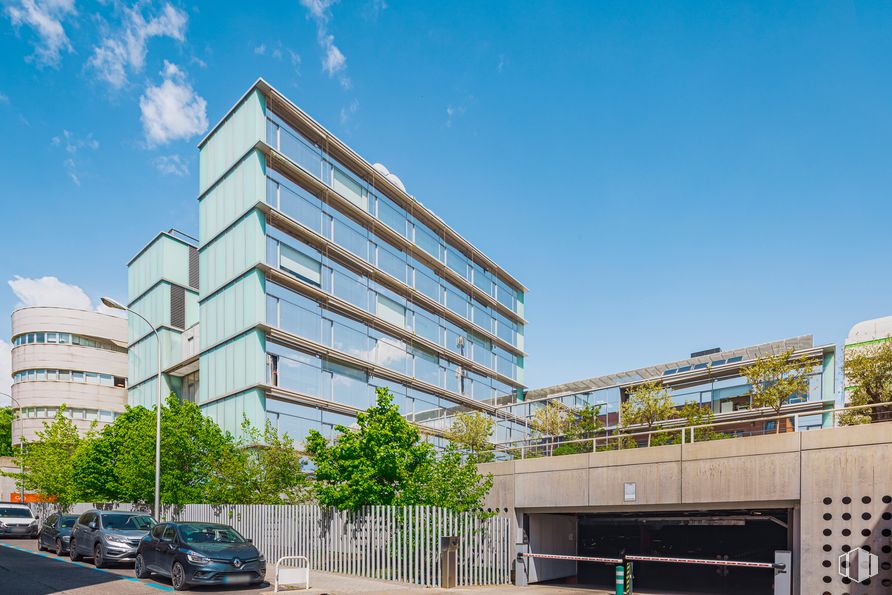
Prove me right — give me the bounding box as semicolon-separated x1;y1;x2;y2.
0;503;39;538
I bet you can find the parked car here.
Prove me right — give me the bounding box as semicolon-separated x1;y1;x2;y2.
37;513;78;555
135;522;266;591
70;510;157;568
0;502;38;538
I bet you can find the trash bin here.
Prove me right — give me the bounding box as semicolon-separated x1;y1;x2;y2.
440;536;459;588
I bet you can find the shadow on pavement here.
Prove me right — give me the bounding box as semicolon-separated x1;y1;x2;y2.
0;545;131;595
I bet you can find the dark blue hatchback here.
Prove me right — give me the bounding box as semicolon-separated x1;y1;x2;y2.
135;522;266;591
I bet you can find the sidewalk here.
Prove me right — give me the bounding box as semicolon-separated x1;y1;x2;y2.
263;571;710;594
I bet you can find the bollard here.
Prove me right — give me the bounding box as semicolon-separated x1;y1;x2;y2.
615;564;624;595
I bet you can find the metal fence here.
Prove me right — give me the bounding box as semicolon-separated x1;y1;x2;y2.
30;503;512;588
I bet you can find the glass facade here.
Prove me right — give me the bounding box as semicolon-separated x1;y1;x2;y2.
182;82;526;443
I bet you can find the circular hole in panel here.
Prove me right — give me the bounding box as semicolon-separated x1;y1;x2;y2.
863;496;872;504
823;528;832;536
843;496;852;504
862;512;872;521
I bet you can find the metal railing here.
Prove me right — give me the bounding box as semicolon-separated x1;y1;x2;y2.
494;401;892;460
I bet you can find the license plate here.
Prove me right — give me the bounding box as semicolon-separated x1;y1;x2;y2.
223;575;251;585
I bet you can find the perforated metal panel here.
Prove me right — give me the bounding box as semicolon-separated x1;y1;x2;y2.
188;247;199;289
170;285;186;329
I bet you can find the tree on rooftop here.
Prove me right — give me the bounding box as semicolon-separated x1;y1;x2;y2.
741;349;810;433
531;400;573;455
447;411;495;462
839;341;892;426
621;381;674;447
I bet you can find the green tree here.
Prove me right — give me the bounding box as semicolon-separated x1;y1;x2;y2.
11;405;85;505
210;417;311;504
552;404;605;455
621;381;674;447
409;444;494;513
306;387;492;512
840;341;892;425
741;349;810;433
306;387;434;510
0;407;14;456
531;401;572;455
73;395;242;506
447;411;495;462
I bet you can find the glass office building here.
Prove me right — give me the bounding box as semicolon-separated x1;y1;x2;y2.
501;335;837;443
128;79;527;443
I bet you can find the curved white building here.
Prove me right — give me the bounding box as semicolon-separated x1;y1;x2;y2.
10;307;128;442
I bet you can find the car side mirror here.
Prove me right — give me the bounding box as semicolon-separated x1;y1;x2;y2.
245;538;253;544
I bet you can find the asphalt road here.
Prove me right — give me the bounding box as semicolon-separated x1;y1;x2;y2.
0;537;272;594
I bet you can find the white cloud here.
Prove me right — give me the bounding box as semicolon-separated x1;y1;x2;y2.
0;92;8;104
9;275;93;310
446;95;474;127
339;98;358;125
254;43;266;55
139;61;208;146
6;0;76;68
299;0;350;88
0;341;10;402
8;276;125;320
88;2;188;88
50;129;100;185
153;154;189;176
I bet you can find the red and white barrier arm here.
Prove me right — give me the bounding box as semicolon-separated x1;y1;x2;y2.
625;555;779;569
521;552;623;565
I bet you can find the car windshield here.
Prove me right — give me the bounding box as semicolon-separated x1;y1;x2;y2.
0;507;33;518
180;524;246;545
102;514;156;530
60;516;77;528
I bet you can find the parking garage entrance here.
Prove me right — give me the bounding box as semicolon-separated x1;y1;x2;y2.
528;509;791;593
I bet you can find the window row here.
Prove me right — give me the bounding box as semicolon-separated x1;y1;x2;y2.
267;335;511;414
13;332;127;353
266;113;523;314
267;226;522;352
13;368;127;387
16;406;120;422
267;280;520;389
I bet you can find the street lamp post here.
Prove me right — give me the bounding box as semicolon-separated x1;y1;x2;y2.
101;297;162;518
1;392;25;503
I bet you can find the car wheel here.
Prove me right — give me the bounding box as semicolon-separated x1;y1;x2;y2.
69;539;81;561
135;554;151;578
56;538;64;556
171;561;189;591
94;544;106;568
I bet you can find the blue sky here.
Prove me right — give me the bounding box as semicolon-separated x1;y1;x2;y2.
2;1;892;400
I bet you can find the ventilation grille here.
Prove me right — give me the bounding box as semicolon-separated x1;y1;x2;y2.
170;285;186;329
188;247;199;289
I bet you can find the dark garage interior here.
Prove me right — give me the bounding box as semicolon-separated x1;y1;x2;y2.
574;509;790;594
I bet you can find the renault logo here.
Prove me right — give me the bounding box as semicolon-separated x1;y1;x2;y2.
232;558;242;568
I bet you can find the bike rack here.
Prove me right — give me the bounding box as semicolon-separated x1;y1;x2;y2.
274;555;310;592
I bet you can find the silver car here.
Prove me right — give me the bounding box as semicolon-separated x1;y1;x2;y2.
70;510;157;568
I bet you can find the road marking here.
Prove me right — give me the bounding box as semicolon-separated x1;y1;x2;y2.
0;542;174;591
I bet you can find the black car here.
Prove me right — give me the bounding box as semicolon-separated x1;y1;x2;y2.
135;522;266;591
37;513;78;555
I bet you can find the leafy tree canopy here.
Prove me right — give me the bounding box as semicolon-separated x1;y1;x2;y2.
306;387;492;512
840;341;892;425
622;381;674;446
741;349;810;432
0;407;14;457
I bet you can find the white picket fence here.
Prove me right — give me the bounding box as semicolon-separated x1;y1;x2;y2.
32;503;512;587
